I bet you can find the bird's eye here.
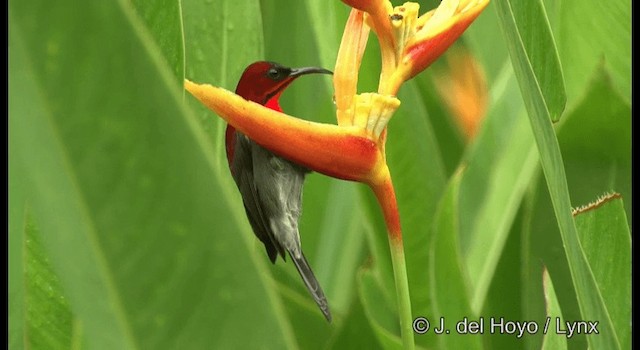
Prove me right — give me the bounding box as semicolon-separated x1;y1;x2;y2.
267;68;281;80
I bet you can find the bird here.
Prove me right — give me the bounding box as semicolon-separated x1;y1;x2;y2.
225;61;333;322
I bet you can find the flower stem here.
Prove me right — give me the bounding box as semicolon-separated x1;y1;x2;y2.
389;235;414;350
370;167;414;350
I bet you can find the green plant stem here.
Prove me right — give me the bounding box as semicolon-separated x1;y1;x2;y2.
370;168;414;349
389;235;415;350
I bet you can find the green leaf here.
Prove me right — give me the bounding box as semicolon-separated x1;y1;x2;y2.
130;0;185;82
411;69;465;176
358;268;403;350
10;0;298;348
23;216;79;350
458;64;539;314
541;269;568;350
520;184;551;350
503;0;566;121
9;131;27;349
464;113;538;313
557;66;631;221
480;212;526;350
555;0;631;105
495;0;620;348
524;63;630;350
326;288;385;349
357;264;429;350
182;0;265;170
261;0;341;124
311;181;367;315
573;194;631;350
9;14;137;347
429;171;482;350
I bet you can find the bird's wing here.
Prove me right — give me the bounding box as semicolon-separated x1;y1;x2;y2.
250;144;306;257
231;134;284;262
251;146;332;321
237;137;331;321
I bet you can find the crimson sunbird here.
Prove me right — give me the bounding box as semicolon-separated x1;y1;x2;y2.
225;61;333;322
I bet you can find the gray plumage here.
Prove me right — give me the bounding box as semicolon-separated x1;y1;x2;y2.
230;133;332;322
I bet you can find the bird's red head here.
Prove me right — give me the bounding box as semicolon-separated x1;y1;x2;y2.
234;61;332;112
226;61;332;169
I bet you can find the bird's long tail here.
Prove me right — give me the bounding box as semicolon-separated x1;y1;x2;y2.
288;250;332;322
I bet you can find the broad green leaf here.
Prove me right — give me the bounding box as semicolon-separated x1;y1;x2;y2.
274;282;334;349
130;0;185;82
480;212;526;350
23;217;78;350
10;0;297;348
463;114;538;313
557;66;631;221
457;63;539;314
555;0;631;105
412;65;465;176
541;269;568;350
573;195;631;350
182;0;264;170
429;171;482;350
526;177;587;350
302;1;344;70
262;0;343;124
10;17;136;348
457;64;523;226
326;289;385;349
312;181;367;315
495;0;620;348
524;65;630;350
507;0;566;121
183;0;263;90
9;131;27;349
520;183;549;350
358;268;403;350
357;265;429;350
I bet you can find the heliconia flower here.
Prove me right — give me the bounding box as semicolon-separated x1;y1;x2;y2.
395;0;490;85
341;0;490;95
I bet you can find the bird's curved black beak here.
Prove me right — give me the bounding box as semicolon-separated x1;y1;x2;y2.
264;66;333;104
289;67;333;77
